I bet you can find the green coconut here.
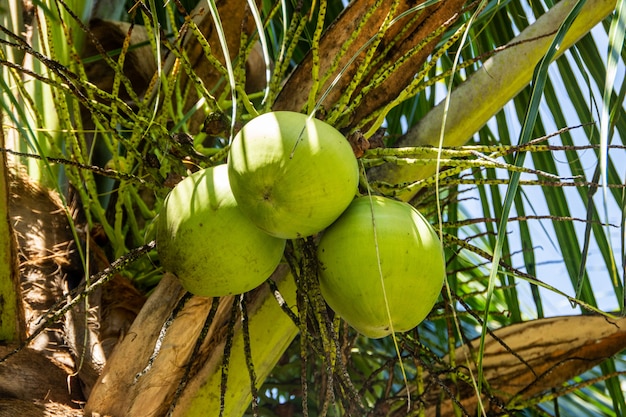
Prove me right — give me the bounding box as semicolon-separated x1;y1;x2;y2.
317;196;445;338
156;164;286;297
227;111;358;239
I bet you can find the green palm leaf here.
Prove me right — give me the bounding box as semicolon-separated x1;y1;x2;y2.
1;0;625;415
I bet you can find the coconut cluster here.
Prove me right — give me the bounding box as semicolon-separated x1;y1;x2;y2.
156;111;445;337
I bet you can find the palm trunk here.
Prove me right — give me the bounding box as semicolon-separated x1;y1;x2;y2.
0;121;23;342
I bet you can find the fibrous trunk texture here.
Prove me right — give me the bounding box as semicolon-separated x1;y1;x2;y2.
0;170;145;413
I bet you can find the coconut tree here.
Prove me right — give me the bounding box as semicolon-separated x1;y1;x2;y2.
0;0;625;416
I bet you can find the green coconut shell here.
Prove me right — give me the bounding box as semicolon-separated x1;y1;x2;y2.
317;196;445;338
157;165;286;297
228;111;358;239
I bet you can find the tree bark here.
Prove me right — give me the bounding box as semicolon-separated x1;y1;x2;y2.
0;170;146;413
0;398;82;417
0;345;78;406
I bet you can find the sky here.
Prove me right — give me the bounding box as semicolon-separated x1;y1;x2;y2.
455;23;626;319
386;7;625;320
